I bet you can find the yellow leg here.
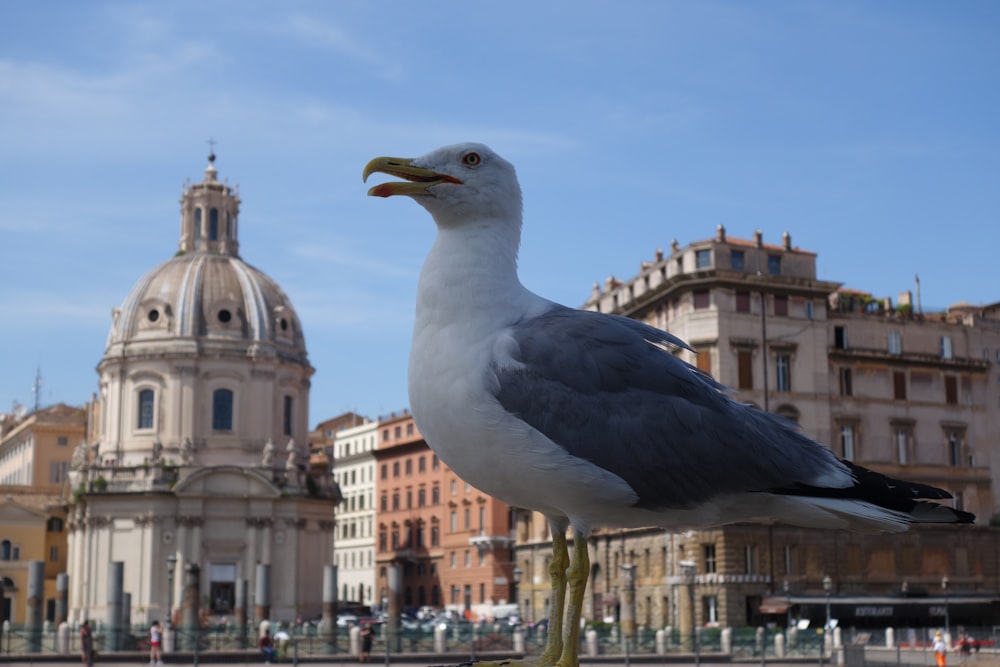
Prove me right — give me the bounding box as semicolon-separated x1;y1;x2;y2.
538;528;569;666
555;532;588;667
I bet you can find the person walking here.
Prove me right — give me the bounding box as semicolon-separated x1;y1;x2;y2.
149;620;163;665
80;620;95;667
934;631;948;667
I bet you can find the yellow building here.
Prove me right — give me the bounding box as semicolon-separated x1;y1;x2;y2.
0;403;82;624
0;492;69;624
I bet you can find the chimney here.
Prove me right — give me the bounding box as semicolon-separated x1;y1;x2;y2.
717;224;726;242
782;231;791;250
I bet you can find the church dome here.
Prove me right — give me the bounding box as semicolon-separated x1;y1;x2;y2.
104;153;307;364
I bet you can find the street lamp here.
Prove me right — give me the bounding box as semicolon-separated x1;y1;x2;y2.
941;576;950;640
782;579;791;629
512;566;523;619
679;559;697;661
166;553;177;629
822;575;833;630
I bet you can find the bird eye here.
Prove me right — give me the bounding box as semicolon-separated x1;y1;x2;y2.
461;152;482;168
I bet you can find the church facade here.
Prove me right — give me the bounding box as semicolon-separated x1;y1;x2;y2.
66;154;339;627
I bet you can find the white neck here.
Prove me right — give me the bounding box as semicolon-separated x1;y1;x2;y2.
415;217;529;327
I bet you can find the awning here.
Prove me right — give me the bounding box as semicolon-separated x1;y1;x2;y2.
759;596;791;614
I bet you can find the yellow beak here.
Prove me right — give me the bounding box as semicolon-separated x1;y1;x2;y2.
362;156;462;197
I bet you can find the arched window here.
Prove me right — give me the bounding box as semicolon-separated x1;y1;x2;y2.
138;389;155;429
0;540;11;560
209;208;219;241
212;389;234;431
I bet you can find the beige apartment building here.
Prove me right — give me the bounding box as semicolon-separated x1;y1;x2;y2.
514;227;999;632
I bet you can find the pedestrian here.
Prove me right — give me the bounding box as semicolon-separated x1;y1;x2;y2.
359;622;373;663
80;620;95;667
934;631;947;667
149;620;163;665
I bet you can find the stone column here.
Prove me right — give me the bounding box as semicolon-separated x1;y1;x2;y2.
255;563;271;622
234;579;248;648
180;563;200;651
387;562;402;652
322;565;338;653
107;561;124;651
56;573;69;624
26;560;45;652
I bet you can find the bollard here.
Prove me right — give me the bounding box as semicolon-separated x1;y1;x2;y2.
885;627;895;648
57;622;71;654
656;629;666;655
513;627;525;654
434;623;447;653
348;625;360;656
775;632;785;659
721;627;732;654
585;628;599;656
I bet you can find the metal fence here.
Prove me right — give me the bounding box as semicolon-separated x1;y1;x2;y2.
2;621;996;665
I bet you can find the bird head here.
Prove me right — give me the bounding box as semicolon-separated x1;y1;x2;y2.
363;142;522;229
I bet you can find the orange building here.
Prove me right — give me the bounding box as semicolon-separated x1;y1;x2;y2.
374;412;517;619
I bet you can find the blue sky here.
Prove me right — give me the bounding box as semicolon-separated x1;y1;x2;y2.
2;1;998;425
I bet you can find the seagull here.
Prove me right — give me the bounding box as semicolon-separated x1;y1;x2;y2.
363;143;974;667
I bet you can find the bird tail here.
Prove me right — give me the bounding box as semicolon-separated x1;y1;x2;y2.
767;460;974;531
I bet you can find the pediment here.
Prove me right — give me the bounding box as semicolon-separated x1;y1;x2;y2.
0;497;50;522
172;466;280;498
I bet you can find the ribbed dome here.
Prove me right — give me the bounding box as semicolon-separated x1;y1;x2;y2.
103;153;308;365
106;252;307;359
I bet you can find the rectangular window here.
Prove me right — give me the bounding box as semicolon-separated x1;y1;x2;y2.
840;424;856;460
784;545;797;575
834;326;848;350
695;249;712;269
282;395;293;436
775;355;791;392
731;250;745;271
693;290;711;309
735;290;751;313
767;255;781;275
947;432;962;466
839;368;853;397
696;350;712;376
450;511;457;532
744;545;756;574
703;544;717;573
703;595;719;625
49;461;70;484
773;295;788;317
138;389;155;429
941;336;953;359
893;371;907;400
57;436;68;446
888;330;902;355
945;376;958;404
737;350;753;389
211;389;233;431
895;428;909;464
49;546;58;562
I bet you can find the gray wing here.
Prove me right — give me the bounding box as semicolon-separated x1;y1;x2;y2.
491;305;849;509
